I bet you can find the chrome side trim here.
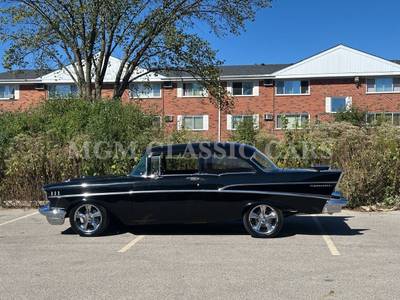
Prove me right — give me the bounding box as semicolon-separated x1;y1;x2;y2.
47;189;330;201
220;181;337;190
39;204;67;225
47;180;337;190
46;181;136;189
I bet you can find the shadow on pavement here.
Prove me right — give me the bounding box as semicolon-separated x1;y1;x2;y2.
62;214;367;237
278;215;367;238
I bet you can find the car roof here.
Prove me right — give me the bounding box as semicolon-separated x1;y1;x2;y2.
148;142;257;157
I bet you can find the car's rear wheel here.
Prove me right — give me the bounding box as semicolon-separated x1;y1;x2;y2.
243;204;283;238
69;203;109;237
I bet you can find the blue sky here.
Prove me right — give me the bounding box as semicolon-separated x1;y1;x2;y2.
199;0;400;65
1;0;399;71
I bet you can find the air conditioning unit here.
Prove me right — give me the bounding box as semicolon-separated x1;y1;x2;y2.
264;113;274;121
164;115;174;122
163;81;173;88
34;84;46;90
263;79;274;86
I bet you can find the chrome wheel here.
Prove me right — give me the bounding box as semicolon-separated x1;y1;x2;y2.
73;204;103;234
248;204;278;235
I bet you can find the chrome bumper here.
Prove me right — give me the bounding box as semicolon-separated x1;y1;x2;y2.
39;204;67;225
323;192;348;214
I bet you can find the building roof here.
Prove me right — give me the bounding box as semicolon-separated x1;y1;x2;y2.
1;45;400;83
160;64;292;78
0;69;49;81
219;64;292;76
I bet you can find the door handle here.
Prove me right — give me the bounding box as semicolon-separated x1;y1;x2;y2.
186;176;201;181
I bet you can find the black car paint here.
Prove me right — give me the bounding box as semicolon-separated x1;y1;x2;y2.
44;143;341;225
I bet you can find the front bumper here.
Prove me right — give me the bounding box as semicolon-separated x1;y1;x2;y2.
323;192;348;214
39;204;67;225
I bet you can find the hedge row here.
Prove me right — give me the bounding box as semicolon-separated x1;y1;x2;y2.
0;100;399;208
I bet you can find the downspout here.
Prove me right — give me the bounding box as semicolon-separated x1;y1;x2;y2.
272;84;276;133
217;104;221;142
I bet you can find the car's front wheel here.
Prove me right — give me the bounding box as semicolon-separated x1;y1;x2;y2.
69;203;109;237
243;204;283;238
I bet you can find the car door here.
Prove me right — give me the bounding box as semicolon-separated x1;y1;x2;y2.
130;153;201;224
187;153;259;223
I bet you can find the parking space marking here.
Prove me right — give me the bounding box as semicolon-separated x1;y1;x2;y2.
312;216;340;256
118;235;145;253
321;234;340;256
0;211;39;227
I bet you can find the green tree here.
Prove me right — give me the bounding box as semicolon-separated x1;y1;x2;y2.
231;117;259;145
0;0;271;107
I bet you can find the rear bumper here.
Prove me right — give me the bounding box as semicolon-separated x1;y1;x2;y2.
39;204;66;225
323;192;348;214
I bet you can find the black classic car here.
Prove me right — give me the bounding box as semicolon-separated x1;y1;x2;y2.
39;142;347;238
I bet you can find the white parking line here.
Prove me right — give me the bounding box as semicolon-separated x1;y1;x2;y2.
118;235;145;253
312;216;341;256
0;211;39;227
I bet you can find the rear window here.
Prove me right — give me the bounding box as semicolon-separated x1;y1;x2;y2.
251;151;276;171
203;155;255;174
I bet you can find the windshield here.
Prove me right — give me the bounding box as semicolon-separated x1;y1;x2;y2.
251;150;277;171
130;155;147;176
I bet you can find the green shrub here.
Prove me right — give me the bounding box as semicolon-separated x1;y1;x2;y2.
0;134;79;207
0;99;160;206
230;117;259;145
334;107;367;126
272;122;400;208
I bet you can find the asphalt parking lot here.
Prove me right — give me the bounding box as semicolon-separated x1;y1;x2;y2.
1;209;399;299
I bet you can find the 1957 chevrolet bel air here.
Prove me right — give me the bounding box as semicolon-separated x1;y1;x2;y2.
39;142;347;238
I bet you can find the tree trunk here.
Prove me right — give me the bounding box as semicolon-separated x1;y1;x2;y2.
113;81;129;99
94;81;102;100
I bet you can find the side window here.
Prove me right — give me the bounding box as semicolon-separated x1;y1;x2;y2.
203;155;255;174
150;156;161;176
162;154;199;175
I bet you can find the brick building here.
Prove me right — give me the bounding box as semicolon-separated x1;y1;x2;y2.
1;45;400;141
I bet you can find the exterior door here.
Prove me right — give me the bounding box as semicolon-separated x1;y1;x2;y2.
188;154;258;223
130;154;201;224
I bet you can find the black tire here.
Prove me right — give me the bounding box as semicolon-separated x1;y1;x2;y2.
243;204;284;238
69;203;109;237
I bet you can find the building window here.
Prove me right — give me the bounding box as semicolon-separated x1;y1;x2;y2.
0;85;15;99
48;84;78;98
276;114;309;129
232;82;254;96
152;116;162;127
130;82;161;98
182;82;206;97
227;114;259;130
366;77;400;93
325;97;352;113
366;112;400;126
276;80;309;95
177;115;209;131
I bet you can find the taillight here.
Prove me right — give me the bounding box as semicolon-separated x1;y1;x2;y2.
334;173;343;193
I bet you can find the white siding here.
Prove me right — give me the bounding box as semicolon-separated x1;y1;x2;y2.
274;45;400;78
